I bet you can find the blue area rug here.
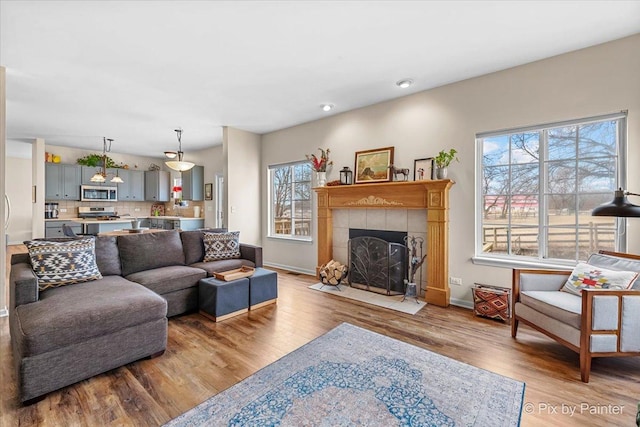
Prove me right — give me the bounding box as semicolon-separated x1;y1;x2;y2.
165;323;524;426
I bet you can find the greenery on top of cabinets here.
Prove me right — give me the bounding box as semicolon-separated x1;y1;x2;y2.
76;154;128;168
77;154;114;167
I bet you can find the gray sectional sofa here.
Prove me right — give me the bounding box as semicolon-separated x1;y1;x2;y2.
9;229;262;403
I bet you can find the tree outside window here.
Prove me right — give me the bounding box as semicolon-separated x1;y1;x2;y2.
478;114;625;263
270;162;312;238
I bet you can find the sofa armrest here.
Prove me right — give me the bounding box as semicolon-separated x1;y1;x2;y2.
9;262;39;309
240;243;263;268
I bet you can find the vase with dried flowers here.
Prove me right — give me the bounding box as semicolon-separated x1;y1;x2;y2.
306;148;333;186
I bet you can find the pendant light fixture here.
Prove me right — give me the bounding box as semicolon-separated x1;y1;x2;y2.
90;137;124;183
165;127;195;172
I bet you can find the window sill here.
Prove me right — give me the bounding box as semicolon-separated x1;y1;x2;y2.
267;234;313;244
471;255;575;271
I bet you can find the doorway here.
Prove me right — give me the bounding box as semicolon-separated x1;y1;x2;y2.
215;173;224;228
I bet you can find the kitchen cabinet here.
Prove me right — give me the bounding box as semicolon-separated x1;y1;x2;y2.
149;218;165;229
83;221;127;235
45;220;82;238
45;163;81;201
145;170;170;202
150;219;179;230
117;169;145;201
178;219;205;231
146;217;204;231
181;165;204;201
165;220;180;230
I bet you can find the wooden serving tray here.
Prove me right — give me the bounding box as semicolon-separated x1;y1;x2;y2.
213;266;255;281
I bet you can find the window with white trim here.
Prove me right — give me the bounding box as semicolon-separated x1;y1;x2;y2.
476;113;626;264
268;161;312;239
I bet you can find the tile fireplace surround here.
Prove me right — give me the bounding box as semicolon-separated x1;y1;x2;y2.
314;180;454;307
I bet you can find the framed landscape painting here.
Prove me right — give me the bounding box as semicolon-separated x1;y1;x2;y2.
354;146;394;184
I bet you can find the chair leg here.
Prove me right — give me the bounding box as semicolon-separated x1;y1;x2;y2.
580;349;591;383
511;318;519;338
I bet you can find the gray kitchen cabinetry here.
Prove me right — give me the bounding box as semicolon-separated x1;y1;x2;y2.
45;220;82;238
118;169;145;201
145;170;170;202
150;219;178;230
165;220;180;230
181;165;204;201
83;221;127;235
149;218;165;229
147;218;204;230
45;163;81;201
81;166;97;185
179;219;205;231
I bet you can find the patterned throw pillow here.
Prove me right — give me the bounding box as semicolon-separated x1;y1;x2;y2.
203;231;241;262
26;238;102;291
561;262;638;296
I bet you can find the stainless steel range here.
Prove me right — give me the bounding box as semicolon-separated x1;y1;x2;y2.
78;206;120;220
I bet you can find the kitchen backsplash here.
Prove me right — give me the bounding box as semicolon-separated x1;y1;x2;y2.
53;200;205;219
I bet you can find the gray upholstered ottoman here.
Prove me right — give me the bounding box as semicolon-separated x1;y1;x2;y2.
199;277;249;322
248;268;278;310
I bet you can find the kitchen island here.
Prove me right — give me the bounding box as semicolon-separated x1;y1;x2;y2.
45;217;205;235
98;228;173;236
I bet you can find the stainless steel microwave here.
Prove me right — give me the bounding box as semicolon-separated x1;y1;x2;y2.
80;185;118;202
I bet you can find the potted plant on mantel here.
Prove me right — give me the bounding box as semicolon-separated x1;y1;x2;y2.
434;148;459;179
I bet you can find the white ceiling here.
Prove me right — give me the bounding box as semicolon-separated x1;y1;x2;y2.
2;1;640;157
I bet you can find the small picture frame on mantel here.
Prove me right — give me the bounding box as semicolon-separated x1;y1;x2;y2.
414;158;434;181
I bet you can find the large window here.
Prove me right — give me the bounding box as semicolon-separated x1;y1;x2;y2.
477;113;626;264
269;161;312;239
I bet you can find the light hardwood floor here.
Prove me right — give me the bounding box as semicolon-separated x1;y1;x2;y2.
2;245;639;426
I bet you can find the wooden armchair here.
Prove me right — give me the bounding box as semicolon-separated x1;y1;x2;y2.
512;250;640;382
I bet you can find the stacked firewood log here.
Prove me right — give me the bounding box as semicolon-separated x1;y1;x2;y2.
319;260;348;285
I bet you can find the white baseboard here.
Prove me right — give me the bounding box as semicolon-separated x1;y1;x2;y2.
0;306;8;318
263;262;315;276
259;266;479;311
449;298;474;310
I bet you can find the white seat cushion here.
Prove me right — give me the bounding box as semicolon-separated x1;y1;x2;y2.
520;291;582;329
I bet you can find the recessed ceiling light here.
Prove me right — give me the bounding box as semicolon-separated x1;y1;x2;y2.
396;79;414;89
322;104;334;112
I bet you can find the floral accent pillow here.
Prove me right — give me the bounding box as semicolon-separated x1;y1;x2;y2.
26;238;102;291
203;231;241;262
561;262;638;296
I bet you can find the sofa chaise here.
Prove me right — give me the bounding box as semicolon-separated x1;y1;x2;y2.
9;229;262;403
